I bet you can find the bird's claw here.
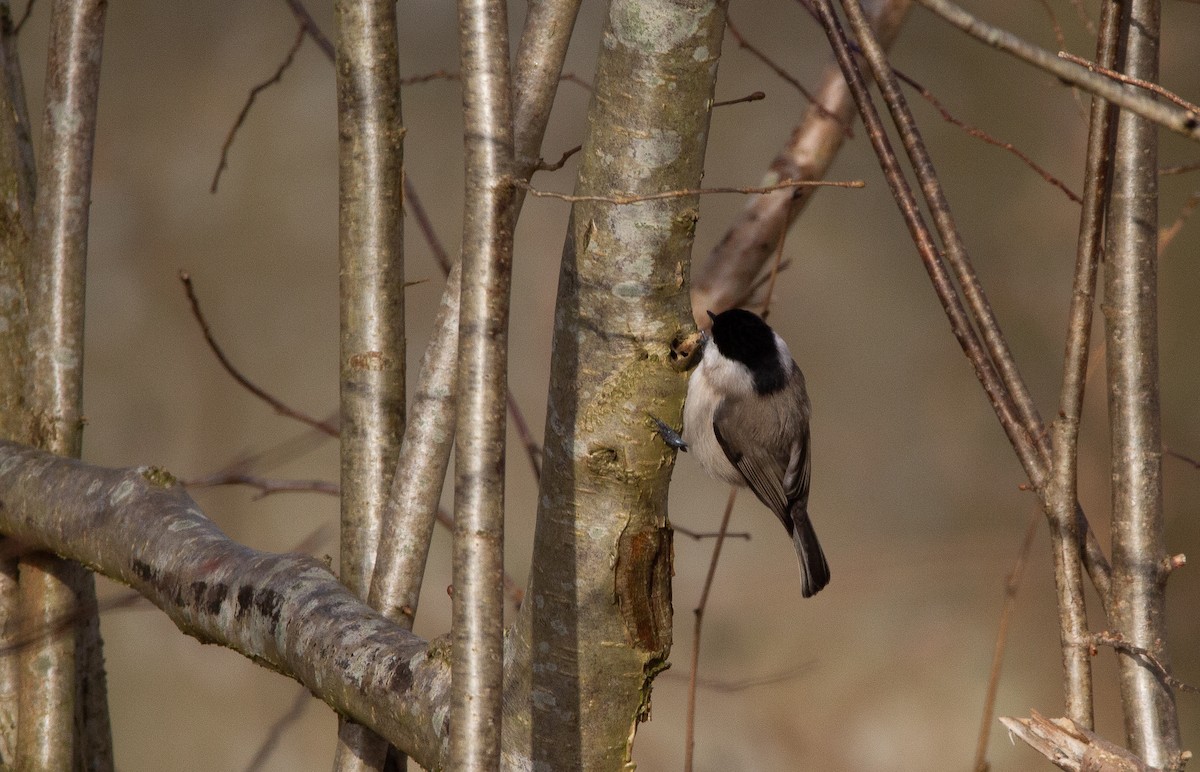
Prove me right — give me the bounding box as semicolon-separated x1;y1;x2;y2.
648;414;688;451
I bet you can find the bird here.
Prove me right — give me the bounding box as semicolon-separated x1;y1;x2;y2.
656;308;829;597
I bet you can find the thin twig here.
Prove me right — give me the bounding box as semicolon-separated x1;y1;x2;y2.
281;0;334;60
684;487;737;772
515;177;864;205
1067;0;1097;36
892;65;1081;203
211;25;305;194
1157;191;1200;255
725;14;847;131
973;508;1040;772
1032;0;1067;52
674;525;750;541
179;270;339;437
506;392;542;482
1090;631;1200;695
913;0;1200;143
182;473;339;499
559;71;593;92
661;661;813;692
1164;446;1200;470
534;144;581;173
712;91;765;108
1058;50;1200;116
825;0;1115;600
12;0;34;34
1159;160;1200;176
400;69;460;86
242;688;313;772
758;196;794;321
404;175;452;274
1042;0;1121;730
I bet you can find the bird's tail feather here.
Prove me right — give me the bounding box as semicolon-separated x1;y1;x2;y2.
791;509;830;598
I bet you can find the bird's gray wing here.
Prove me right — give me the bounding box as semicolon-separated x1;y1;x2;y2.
712;405;791;530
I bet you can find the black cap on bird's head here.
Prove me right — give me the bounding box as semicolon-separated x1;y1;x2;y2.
707;309;788;394
707;308;778;367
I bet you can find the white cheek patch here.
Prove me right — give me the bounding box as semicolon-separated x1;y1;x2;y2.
699;351;755;397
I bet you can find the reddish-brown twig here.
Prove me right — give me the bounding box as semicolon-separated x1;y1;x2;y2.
725;15;847;131
1165;446;1200;470
1158;191;1200;255
674;525;750;541
1089;631;1200;695
179;270;339;437
242;688;313;772
712;91;766;108
974;508;1040;771
281;0;333;60
183;473;339;500
400;69;460;86
12;0;35;34
535;144;582;173
211;26;306;194
684;487;738;772
1058;50;1200;117
893;65;1082;203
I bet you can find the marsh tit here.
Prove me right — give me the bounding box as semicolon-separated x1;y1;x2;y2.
658;308;830;597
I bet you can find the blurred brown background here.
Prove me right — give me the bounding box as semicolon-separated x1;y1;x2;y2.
12;0;1200;769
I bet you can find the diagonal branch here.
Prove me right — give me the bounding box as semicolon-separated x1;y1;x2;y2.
819;0;1115;601
0;440;451;768
179;271;338;437
913;0;1200;143
692;0;913;327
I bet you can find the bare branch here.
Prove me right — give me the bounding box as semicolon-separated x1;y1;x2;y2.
712;90;765;108
893;65;1081;203
183;473;339;499
973;509;1039;771
281;0;334;60
534;143;582;173
913;0;1200;143
241;688;313;772
1044;0;1122;730
692;0;913;327
179;271;339;437
0;6;36;749
724;15;846;129
673;525;750;541
11;0;33;35
0;441;451;769
210;26;305;194
1058;50;1200;116
515;177;864;205
684;488;737;772
1090;631;1200;696
818;0;1115;606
